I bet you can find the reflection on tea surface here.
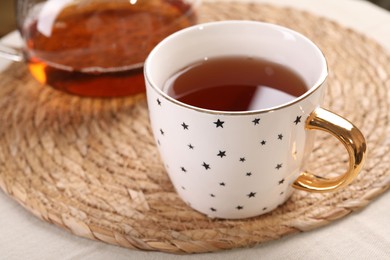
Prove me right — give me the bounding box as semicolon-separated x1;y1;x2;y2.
164;56;308;111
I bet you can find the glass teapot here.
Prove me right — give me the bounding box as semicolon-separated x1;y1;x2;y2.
1;0;199;97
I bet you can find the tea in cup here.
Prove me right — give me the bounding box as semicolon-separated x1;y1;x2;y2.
144;21;366;219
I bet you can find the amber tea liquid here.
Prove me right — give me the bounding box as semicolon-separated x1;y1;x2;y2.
164;56;308;111
23;0;197;97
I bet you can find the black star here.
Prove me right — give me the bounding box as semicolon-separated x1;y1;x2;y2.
294;116;302;125
252;118;260;125
157;98;161;106
217;150;226;158
278;179;285;185
261;140;266;146
247;192;256;198
214;119;224;128
181;122;189;130
219;182;225;186
180;167;187;172
188;144;194;149
236;205;244;210
181;186;186;190
276;163;283;170
160;129;164;135
210;194;215;197
280;191;284;195
202;162;210;170
278;134;283;140
246;172;252;176
262;207;267;211
239;157;246;162
210;207;217;212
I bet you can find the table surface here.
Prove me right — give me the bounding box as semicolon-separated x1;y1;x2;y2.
1;0;389;259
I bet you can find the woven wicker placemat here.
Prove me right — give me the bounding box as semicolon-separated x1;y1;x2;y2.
0;1;389;254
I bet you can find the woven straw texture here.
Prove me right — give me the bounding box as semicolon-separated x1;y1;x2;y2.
0;1;389;254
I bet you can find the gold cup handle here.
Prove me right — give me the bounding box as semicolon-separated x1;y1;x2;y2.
293;108;367;192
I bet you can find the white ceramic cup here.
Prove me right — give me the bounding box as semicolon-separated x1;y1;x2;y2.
144;21;366;219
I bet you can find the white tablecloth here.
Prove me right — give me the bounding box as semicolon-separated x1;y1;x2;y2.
1;0;389;259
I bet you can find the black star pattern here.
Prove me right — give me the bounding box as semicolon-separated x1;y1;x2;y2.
252;118;260;125
217;150;226;158
202;162;211;170
214;119;224;128
294;116;302;125
157;98;161;106
157;109;304;214
181;122;189;130
247;192;256;198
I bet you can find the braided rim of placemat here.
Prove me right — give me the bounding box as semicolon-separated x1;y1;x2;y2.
0;1;389;254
